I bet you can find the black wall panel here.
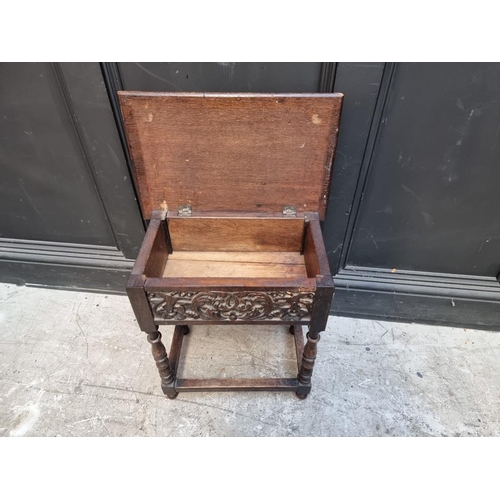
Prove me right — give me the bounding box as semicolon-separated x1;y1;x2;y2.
322;62;385;274
331;63;500;330
0;63;144;292
347;63;500;277
0;63;115;245
2;62;500;329
117;62;323;93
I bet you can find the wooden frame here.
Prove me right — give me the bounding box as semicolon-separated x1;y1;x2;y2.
170;324;305;394
126;211;334;399
121;92;342;399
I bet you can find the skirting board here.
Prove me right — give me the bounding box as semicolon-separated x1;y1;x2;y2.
0;238;133;294
333;266;500;332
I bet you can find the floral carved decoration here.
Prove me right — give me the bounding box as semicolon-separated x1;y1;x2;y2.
148;290;315;322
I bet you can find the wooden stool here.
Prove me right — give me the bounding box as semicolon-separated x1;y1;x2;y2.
120;91;343;399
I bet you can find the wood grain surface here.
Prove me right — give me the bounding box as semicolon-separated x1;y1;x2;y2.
167;215;304;252
119;92;343;219
162;251;307;279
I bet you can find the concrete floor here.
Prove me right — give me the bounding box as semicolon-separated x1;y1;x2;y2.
0;283;499;437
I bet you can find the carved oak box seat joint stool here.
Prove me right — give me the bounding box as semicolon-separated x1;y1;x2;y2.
119;91;343;399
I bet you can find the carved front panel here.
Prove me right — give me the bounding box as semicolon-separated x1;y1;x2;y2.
148;290;315;322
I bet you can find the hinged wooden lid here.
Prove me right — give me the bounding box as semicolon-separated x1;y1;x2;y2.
119;92;343;220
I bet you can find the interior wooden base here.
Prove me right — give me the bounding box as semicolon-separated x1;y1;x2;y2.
162;251;308;279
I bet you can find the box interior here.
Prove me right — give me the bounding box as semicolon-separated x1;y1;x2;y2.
153;216;314;279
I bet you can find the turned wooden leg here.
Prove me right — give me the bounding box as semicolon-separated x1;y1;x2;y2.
181;325;190;335
147;328;177;399
297;329;321;399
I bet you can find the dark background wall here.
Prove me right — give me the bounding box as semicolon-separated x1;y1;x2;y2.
1;62;499;329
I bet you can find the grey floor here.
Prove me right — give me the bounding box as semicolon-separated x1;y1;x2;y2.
1;283;499;437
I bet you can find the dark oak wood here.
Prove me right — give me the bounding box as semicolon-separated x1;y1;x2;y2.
297;216;335;397
303;223;321;278
290;325;305;373
306;215;333;278
310;279;335;333
144;220;168;277
118;92;342;220
128;218;162;277
149;322;306;394
298;331;320;386
148;289;315;323
156;320;311;326
126;218;163;332
147;328;177;399
175;377;299;392
126;277;156;332
145;277;316;289
122;92;340;399
169;325;188;376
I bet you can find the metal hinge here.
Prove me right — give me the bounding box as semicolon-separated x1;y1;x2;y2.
282;205;297;216
177;204;192;216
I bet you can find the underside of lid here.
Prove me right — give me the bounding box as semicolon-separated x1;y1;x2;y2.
119;92;343;220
